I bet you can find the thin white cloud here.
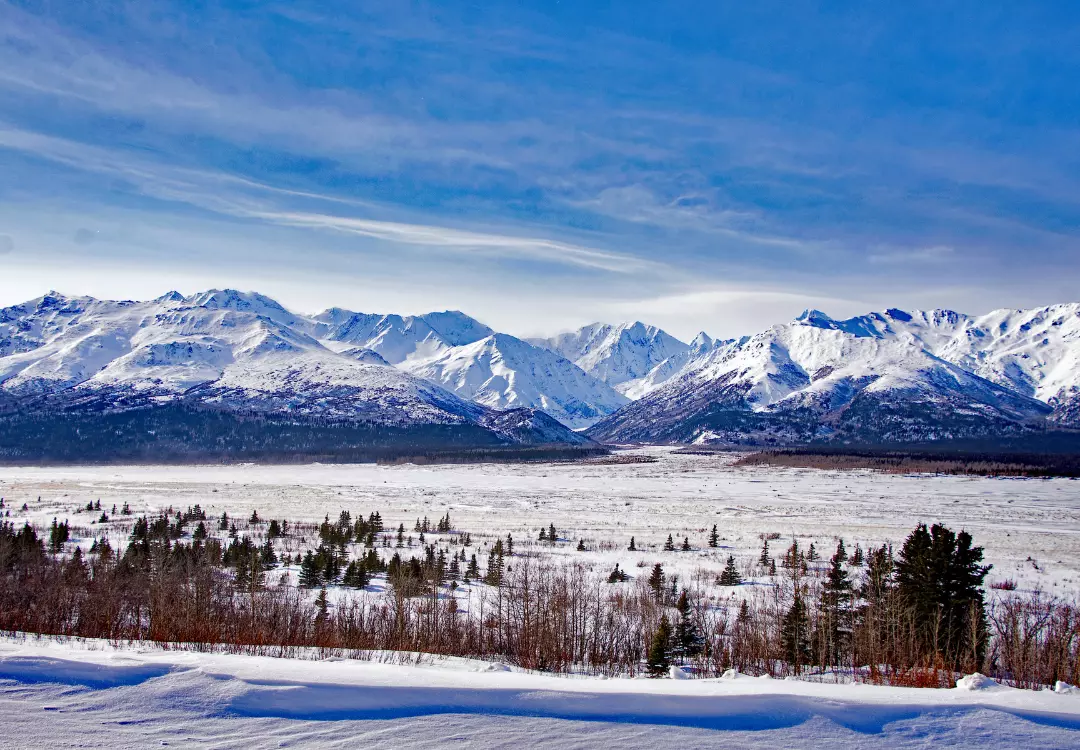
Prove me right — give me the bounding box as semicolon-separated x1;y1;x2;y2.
250;210;656;273
0;124;654;274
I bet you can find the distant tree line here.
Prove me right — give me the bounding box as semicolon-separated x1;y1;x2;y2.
735;448;1080;478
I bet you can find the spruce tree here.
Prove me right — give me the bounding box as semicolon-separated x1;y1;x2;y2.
648;563;665;601
576;539;586;551
782;591;811;673
299;550;322;587
314;588;329;627
663;534;675;552
719;555;742;586
646;614;673;677
895;523;990;669
758;539;770;568
629;536;637;551
851;544;864;567
708;525;719;548
681;536;691;552
673;591;704;659
343;560;369;588
819;540;853;667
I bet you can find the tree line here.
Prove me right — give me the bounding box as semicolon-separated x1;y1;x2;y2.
0;508;1077;689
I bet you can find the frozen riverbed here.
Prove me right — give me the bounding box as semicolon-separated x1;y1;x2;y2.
2;447;1080;590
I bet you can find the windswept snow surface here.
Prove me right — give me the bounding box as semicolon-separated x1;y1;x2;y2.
1;637;1079;749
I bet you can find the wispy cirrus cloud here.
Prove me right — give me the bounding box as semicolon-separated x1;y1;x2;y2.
2;2;1080;336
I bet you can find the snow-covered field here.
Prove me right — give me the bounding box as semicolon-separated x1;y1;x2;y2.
3;448;1080;591
4;448;1080;747
2;636;1080;749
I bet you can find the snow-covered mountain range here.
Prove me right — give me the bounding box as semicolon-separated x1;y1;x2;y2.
2;290;1079;451
588;306;1080;445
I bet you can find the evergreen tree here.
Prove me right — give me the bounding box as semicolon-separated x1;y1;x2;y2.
505;533;514;556
548;523;557;542
576;539;586;551
673;591;704;659
646;614;673;677
708;525;719;548
758;538;770;568
819;540;853;667
663;534;675;552
484;539;505;586
260;538;278;569
538;527;547;542
218;512;228;531
314;588;329;628
782;591;811;673
342;560;369;588
681;536;691;551
851;544;864;567
648;563;665;602
719;555;742;586
807;542;818;562
299;550;322;587
628;536;636;551
895;523;990;669
607;563;629;583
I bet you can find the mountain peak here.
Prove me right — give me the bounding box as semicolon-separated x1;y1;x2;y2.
795;309;833;325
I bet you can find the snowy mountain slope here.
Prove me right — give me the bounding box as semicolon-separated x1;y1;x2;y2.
588;308;1055;445
619;331;733;400
531;322;691;395
404;333;628;429
0;292;592;453
736;305;1080;426
931;304;1080;425
312;308;493;364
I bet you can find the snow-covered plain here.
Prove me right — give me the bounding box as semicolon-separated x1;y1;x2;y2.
4;448;1080;747
2;636;1080;749
3;448;1080;592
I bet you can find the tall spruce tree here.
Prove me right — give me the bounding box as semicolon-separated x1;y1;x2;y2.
782;591;811;674
895;523;991;669
673;591;704;659
819;540;853;667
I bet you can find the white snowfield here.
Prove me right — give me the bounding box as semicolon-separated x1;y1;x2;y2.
4;448;1080;590
1;637;1079;749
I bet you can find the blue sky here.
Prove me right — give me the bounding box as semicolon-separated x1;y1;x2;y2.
1;1;1079;339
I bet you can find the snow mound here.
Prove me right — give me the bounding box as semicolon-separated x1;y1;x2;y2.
956;673;1005;691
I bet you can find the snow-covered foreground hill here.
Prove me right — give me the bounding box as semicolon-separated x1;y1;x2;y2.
1;637;1078;749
